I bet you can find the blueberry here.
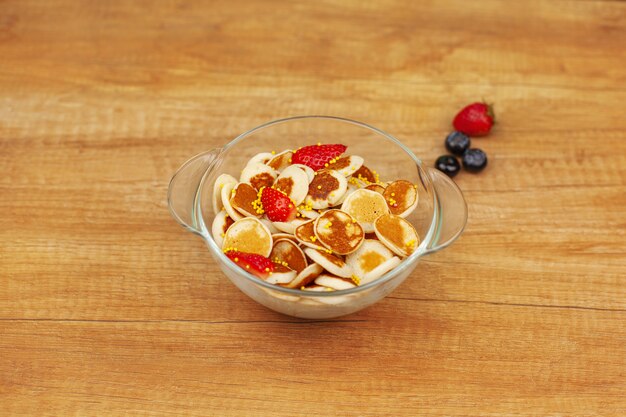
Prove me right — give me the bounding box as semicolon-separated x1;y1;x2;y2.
435;155;461;178
445;131;471;156
462;148;488;173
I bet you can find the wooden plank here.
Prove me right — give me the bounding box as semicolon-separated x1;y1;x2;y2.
1;302;625;416
0;0;625;415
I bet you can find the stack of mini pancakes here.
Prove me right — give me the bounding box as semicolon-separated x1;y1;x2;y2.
212;148;420;291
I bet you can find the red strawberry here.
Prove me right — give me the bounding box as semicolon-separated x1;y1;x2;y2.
260;187;297;222
225;250;274;278
453;102;495;136
292;143;347;171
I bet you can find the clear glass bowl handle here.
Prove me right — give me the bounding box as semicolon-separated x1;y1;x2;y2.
167;148;222;236
424;168;468;254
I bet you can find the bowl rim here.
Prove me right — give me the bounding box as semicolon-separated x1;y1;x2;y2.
201;115;440;297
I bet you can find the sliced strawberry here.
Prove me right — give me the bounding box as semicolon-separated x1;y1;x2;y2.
225;250;274;279
452;102;495;136
260;187;297;222
292;143;347;171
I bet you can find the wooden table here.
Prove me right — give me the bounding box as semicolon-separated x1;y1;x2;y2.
1;1;625;415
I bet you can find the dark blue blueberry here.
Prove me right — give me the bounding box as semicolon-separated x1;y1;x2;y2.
445;131;471;156
435;155;461;178
462;148;488;173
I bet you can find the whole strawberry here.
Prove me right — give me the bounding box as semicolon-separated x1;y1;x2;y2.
225;250;274;279
260;187;297;222
292;143;347;171
453;102;495;136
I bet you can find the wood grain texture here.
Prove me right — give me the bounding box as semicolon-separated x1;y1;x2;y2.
1;0;625;415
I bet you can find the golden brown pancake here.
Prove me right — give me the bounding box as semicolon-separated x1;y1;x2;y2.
314;209;364;255
351;165;377;185
271;233;299;243
275;165;309;205
212;174;237;215
328;155;363;177
314;275;357;290
246;152;273;166
220;182;243;221
306;170;347;209
271;219;306;235
330;156;351;170
270;239;308;273
373;213;419;257
346;239;395;284
274;177;294;196
290;164;315;182
230;183;262;217
222;217;273;257
250;172;275;191
284;263;323;289
211;210;235;248
267;151;293;171
240;162;277;191
294;220;325;249
362;257;400;284
383;180;418;217
365;183;386;195
303;248;353;278
266;263;297;284
340;189;389;233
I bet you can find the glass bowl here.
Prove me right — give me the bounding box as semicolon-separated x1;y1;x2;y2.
168;116;467;318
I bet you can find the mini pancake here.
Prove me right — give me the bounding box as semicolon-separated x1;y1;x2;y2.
284;263;323;289
383;180;419;217
294;220;326;250
374;213;420;257
266;150;293;171
291;164;315;183
296;201;318;219
271;233;299;243
222;217;273;257
305;170;347;209
314;209;364;255
303;248;352;278
230;183;262;217
265;263;297;285
362;256;401;285
341;189;390;233
246;152;273;166
314;274;357;290
335;182;359;206
220;182;243;221
259;218;279;233
298;208;319;219
365;183;386;195
346;239;394;283
211;210;235;248
274;165;309;205
329;155;364;177
240;162;277;191
270;239;308;273
351;165;378;186
212;173;237;214
272;219;306;234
